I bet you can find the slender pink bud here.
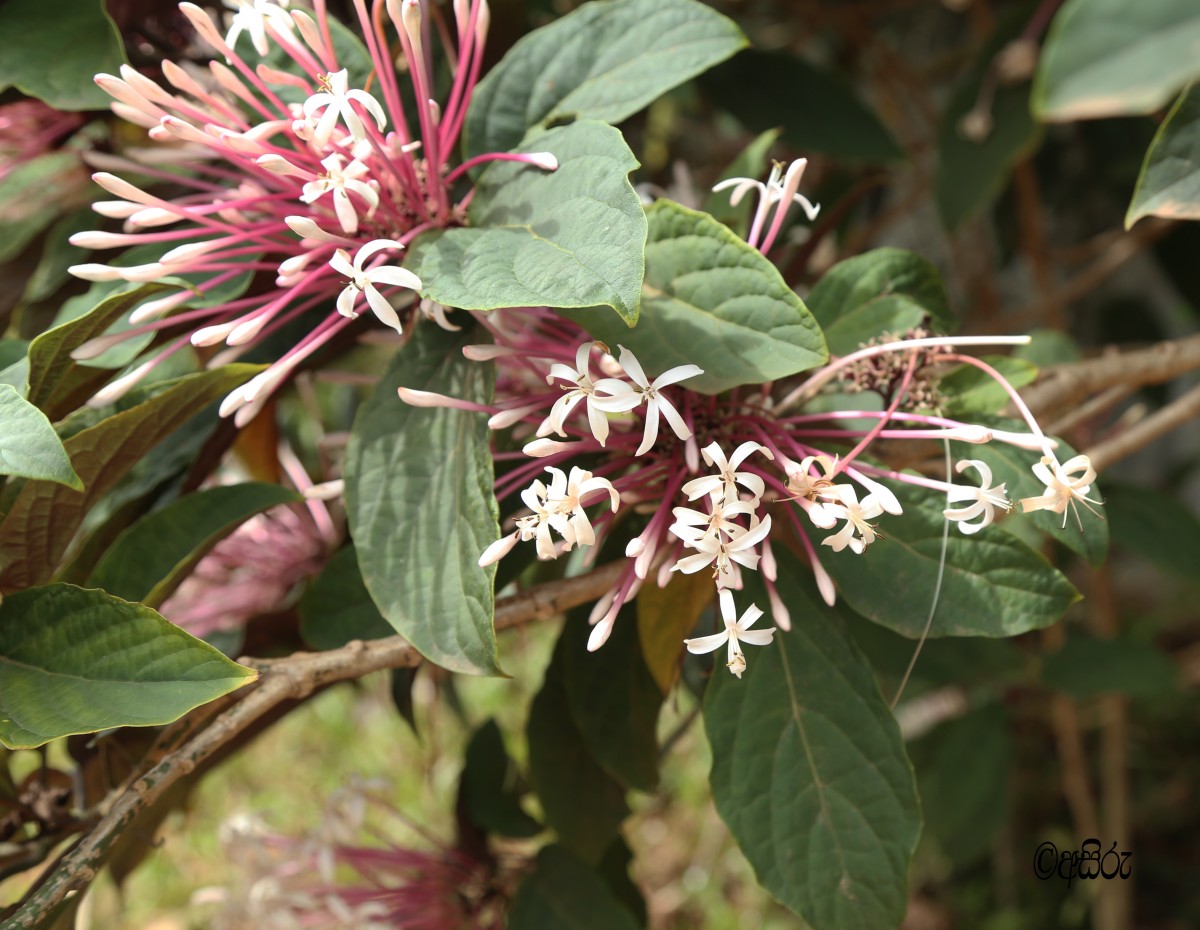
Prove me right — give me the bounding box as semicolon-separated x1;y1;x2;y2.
478;533;519;567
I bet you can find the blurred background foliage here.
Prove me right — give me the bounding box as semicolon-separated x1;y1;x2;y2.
2;0;1199;928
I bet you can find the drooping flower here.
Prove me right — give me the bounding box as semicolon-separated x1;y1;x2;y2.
711;157;821;252
820;485;884;554
944;459;1011;534
593;346;703;455
684;588;776;679
331;239;419;332
1019;452;1102;528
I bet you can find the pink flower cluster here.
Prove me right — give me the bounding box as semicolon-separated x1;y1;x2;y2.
69;0;555;422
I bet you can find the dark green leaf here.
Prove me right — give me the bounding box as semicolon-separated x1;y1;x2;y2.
820;483;1079;638
460;719;542;838
509;846;642;930
298;545;394;650
1127;82;1200;226
344;325;501;676
0;584;256;750
87;483;301;608
464;0;745;159
527;634;628;863
956;425;1109;565
597;837;648;928
819;294;929;358
912;704;1011;863
25;283;174;421
0;385;82;489
0;365;260;591
0;0;124;110
565;199;826;393
21;210;95;306
560;605;662;792
940;356;1038;417
410;121;647;324
936;58;1041;229
806;248;954;342
705;563;920;930
0;152;92;263
1042;634;1178;697
700;50;903;161
1104;483;1200;580
1033;0;1200;121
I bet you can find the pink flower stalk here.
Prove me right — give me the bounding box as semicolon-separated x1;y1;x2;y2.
69;0;557;424
400;309;1101;671
0;99;83;183
161;449;337;637
214;789;505;930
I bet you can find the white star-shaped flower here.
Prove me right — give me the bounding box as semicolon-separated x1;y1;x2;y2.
544;466;620;549
592;345;702;456
1018;452;1102;529
820;485;884;554
684;588;776;679
711;158;821;221
302;69;387;147
944;459;1011;534
681;441;773;506
223;0;293;56
672;514;772;581
301;153;379;234
538;342;618;445
330;239;421;333
669;499;757;544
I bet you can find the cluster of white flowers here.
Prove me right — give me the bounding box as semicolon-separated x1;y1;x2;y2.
479;466;620;566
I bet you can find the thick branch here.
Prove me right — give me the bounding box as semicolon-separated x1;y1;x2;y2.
4;563;624;928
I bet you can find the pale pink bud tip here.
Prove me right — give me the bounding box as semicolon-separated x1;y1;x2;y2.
463;344;517;361
527;152;558;171
523;438;584;458
397;387;458;407
478;534;518;567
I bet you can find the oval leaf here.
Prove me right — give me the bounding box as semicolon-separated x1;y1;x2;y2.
464;0;745;160
0;584;256;750
806;248;954;341
567;199;827;393
0;365;262;591
88;483;301;608
0;385;82;489
700;49;903;162
298;545;394;650
344;325;501;676
509;846;641;930
705;564;921;930
1033;0;1200;121
527;634;629;863
26;282;174;421
410;121;647;324
0;0;124;110
819;483;1080;638
1127;82;1200;226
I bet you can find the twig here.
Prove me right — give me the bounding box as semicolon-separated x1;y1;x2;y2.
1045;384;1136;439
1090;565;1132;930
997;219;1173;334
1043;625;1099;839
1021;333;1200;419
3;563;624;928
1086;381;1200;472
